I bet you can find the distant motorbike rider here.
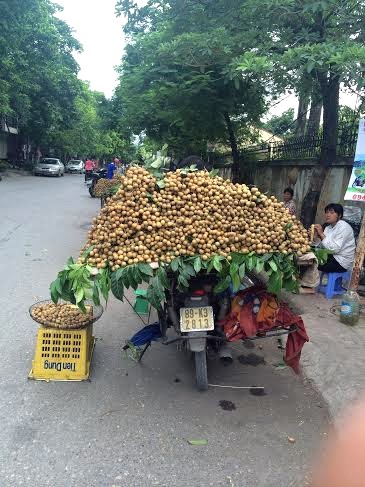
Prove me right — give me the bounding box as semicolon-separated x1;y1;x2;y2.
84;158;94;182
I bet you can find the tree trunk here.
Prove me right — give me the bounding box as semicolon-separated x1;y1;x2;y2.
306;94;322;137
224;111;240;183
300;73;340;227
295;94;309;137
319;74;340;164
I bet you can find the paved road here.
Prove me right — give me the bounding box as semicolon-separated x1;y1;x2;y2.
0;173;329;487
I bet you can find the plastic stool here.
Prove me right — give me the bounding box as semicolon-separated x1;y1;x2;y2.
318;271;350;299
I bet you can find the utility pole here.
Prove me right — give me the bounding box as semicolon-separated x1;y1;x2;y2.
349;214;365;290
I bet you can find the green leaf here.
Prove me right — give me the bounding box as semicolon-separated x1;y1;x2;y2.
231;272;241;292
126;266;138;290
171;258;180;272
181;263;195;277
50;281;59;304
92;285;101;306
269;260;278;272
156;179;166;189
267;272;283;294
150;158;163;169
67;256;75;266
121;267;130;289
54;277;62;295
187;439;208;446
207;259;215;273
78;300;87;313
238;263;246;280
138;263;154;277
230;253;246;265
157;267;169;289
193;256;202;273
213;255;223;272
75;288;84;304
98;268;111;302
229;262;239;280
111;271;124;301
146;285;162;310
178;274;189;289
247;256;255;271
214;275;231;293
255;259;265;273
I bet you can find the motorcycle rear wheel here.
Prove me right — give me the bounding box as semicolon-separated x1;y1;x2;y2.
194;350;208;391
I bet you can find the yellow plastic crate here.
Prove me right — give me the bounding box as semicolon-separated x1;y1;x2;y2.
29;325;95;381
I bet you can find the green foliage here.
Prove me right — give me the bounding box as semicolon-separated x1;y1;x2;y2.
0;1;134;161
263;109;295;138
49;259;111;313
312;247;333;266
114;0;267;158
0;0;81;141
52;249;300;312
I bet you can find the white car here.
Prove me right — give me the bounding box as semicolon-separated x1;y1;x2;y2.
34;158;65;177
66;160;84;174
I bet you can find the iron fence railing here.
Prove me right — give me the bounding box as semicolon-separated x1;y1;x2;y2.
241;124;358;162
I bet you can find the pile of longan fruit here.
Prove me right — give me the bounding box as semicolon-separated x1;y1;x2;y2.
31;303;93;329
94;174;124;198
82;166;310;271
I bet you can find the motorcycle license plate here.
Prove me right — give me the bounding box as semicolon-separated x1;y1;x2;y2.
180;306;214;332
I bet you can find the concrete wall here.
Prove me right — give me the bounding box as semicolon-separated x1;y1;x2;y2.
0;133;7;159
252;158;360;222
217;157;361;222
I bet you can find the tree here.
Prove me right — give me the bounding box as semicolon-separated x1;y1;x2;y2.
234;0;365;225
0;0;81;149
115;0;268;181
264;108;295;137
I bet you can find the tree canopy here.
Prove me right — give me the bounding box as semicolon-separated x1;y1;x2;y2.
0;0;81;136
0;0;133;161
264;109;295;138
114;0;269;177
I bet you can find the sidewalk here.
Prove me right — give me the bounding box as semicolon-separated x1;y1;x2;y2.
285;290;365;421
1;168;33;180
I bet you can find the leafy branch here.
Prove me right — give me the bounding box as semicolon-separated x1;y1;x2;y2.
51;251;300;312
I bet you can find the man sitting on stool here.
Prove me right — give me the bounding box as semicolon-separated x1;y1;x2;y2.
314;203;355;273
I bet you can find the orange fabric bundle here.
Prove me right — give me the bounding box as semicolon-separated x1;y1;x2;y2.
219;286;309;373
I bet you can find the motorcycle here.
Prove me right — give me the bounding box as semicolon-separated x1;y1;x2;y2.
155;271;297;391
87;168;107;197
157;272;235;391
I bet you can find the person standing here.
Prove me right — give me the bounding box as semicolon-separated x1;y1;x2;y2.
107;159;117;179
283;187;296;216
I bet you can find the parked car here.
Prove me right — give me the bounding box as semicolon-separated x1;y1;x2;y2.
34;158;65;177
65;159;84;174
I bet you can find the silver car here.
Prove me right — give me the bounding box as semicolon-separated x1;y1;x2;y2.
66;159;84;174
34;158;65;177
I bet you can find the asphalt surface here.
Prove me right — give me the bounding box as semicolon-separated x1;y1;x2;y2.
0;172;329;487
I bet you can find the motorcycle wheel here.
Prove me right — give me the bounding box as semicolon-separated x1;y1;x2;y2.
194;350;208;391
89;186;95;198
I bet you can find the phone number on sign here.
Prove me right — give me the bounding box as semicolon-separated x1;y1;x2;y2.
352;194;365;200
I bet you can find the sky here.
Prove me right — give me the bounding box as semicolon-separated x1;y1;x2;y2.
56;0;359;117
57;0;126;98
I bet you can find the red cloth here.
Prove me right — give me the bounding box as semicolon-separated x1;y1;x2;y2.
219;287;309;373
